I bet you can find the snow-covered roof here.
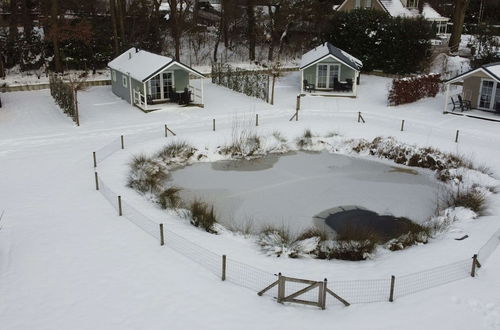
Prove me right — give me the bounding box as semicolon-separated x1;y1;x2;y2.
421;3;447;21
108;48;203;82
446;62;500;84
300;42;363;71
483;62;500;81
380;0;413;17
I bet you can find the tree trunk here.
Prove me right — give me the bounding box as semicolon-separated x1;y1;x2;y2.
246;0;256;61
21;0;32;41
222;0;229;48
110;0;120;56
50;0;63;73
6;0;19;67
0;53;5;78
116;0;126;49
448;0;469;54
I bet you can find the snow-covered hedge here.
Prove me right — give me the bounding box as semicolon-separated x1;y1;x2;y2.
388;73;441;106
49;74;78;124
211;63;269;102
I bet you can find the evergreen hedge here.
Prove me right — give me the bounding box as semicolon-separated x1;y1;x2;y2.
211;63;269;102
322;9;435;74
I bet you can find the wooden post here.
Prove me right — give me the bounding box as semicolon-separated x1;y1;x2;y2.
222;255;227;281
256;113;259;127
165;124;168;137
296;95;301;111
320;279;328;310
471;254;479;277
213;118;216;131
277;273;285;303
296;110;299;121
120;135;124;149
358;112;361;123
94;172;99;191
455;130;460;143
159;223;165;246
400;120;405;132
118;196;122;216
389;275;396;302
93;151;97;168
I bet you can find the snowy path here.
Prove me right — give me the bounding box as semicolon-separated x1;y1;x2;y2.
1;73;500;329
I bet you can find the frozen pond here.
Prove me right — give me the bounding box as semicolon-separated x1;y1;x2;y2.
168;152;440;233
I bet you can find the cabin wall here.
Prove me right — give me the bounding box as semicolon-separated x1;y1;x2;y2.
111;69;131;103
337;0;386;12
462;71;491;108
302;58;357;87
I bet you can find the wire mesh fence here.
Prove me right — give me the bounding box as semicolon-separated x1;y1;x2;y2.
91;117;500;308
478;228;500;263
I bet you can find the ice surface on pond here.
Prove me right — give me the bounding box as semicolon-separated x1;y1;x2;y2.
169;152;440;232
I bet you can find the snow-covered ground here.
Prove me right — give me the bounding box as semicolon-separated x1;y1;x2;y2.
1;72;500;329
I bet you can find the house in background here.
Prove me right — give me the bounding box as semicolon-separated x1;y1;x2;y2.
444;63;500;113
300;42;363;98
108;48;205;111
335;0;449;36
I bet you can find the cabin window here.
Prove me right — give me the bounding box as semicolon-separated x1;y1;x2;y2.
365;0;372;8
479;79;499;110
316;63;341;89
112;70;116;82
122;75;128;88
407;0;418;8
354;0;361;8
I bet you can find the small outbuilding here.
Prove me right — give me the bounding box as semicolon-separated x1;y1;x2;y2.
108;48;205;111
299;42;363;97
444;62;500;113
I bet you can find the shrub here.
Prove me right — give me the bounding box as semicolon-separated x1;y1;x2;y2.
156;141;196;164
388;73;441;106
272;131;287;143
296;129;313;149
220;129;262;157
296;227;328;242
157;187;182;209
258;225;319;258
444;186;487;215
189;200;218;233
317;239;376;261
127;154;168;193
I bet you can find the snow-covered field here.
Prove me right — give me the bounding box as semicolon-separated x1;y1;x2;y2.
1;72;500;329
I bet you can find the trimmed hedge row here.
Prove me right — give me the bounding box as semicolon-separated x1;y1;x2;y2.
49;74;78;125
388;73;441;106
211;63;269;102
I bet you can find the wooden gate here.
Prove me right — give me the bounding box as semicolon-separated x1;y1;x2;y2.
258;273;350;310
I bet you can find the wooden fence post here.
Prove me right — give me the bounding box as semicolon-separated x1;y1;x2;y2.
159;223;165;246
400;120;405;132
389;275;396;302
165;124;168;137
93;151;97;168
320;278;328;310
120;135;124;149
471;254;481;277
118;196;122;216
455;130;460;143
213;119;216;131
256;113;259;127
222;255;227;281
94;172;99;191
296;95;301;111
277;273;285;303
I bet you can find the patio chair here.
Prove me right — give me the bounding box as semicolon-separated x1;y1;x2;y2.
303;80;315;92
345;78;353;90
333;78;343;91
450;96;462;112
169;87;179;103
458;95;472;111
146;94;153;105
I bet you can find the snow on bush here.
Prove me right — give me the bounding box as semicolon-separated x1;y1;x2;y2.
388;73;441;106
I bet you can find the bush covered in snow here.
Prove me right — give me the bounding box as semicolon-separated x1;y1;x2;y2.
388;73;441;106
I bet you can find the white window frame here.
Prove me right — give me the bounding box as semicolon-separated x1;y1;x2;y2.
407;0;418;8
354;0;361;9
122;75;128;88
365;0;372;8
147;70;175;101
112;70;116;82
478;78;498;110
315;63;341;90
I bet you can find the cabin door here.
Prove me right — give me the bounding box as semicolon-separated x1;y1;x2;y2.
162;72;173;99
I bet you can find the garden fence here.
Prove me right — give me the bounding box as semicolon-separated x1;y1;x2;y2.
91;116;500;309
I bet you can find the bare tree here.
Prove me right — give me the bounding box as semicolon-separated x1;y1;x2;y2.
449;0;470;54
167;0;193;60
246;0;256;61
110;0;120;56
50;0;63;72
